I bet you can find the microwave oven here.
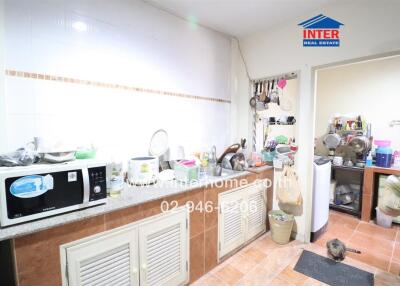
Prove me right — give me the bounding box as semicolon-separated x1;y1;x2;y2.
0;160;107;227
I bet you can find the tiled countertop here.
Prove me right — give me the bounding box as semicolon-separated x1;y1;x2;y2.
0;169;263;241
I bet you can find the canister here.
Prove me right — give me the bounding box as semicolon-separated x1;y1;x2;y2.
376;147;393;168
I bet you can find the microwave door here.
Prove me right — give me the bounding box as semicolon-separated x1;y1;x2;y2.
5;170;84;219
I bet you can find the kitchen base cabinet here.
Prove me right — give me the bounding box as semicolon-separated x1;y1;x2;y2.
245;185;267;240
63;227;139;286
60;208;189;286
218;190;246;258
218;181;267;259
139;209;188;286
10;169;273;286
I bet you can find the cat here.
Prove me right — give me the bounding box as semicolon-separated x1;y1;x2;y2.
326;238;361;261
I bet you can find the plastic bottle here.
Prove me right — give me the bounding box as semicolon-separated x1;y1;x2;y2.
366;152;373;167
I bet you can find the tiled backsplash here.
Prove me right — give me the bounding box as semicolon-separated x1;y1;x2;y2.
3;0;233;158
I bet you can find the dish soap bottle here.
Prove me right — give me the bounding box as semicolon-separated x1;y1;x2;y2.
366;152;373;167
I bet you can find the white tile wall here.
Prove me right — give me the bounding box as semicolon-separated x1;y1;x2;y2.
3;0;233;159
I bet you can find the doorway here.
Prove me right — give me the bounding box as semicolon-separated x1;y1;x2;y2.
309;53;400;273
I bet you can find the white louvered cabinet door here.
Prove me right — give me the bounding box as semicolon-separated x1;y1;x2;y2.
65;227;139;286
218;190;246;258
245;183;266;241
138;208;189;286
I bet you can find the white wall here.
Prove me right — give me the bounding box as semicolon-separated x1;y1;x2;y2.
2;0;233;159
238;0;400;241
315;56;400;152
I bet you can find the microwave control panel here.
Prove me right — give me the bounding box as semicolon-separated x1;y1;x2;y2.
88;166;107;201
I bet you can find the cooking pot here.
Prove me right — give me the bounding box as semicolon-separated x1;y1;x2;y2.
128;156;159;185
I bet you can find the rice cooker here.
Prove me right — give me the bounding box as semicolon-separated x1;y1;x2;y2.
128;157;159;185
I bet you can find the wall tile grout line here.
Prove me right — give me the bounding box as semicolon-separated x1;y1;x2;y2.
4;69;231;104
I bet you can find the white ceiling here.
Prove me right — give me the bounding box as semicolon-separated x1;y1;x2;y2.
145;0;342;37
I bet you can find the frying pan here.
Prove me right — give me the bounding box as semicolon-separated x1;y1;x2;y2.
323;133;341;150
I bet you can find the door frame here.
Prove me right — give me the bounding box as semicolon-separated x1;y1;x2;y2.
304;49;400;243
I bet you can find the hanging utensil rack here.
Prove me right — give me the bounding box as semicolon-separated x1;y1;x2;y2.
250;72;298;151
251;71;298;86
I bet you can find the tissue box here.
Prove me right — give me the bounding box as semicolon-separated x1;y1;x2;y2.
174;161;199;182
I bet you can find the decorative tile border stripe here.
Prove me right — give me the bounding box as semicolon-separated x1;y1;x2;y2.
5;69;231;104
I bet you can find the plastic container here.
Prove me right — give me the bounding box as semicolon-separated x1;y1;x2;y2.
376;147;393;168
374;140;391;148
75;149;96;159
376;207;393;228
174;161;199;182
106;161;124;197
268;210;294;244
262;150;275;163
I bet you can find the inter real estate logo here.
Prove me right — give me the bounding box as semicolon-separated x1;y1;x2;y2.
298;14;344;47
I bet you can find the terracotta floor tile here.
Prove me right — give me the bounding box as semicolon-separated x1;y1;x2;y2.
269;277;295;286
349;231;395;257
241;246;267;263
328;211;338;221
190;273;227;286
346;245;391;271
329;211;360;230
317;222;355;243
229;253;258;273
214;264;244;285
313;235;330;249
302;278;328;286
389;261;400;276
210;255;234;275
339;215;360;230
259;245;303;274
341;256;378;274
303;243;328;258
277;266;308;285
252;234;282;254
236;265;277;286
192;211;400;286
357;222;397;241
205;275;228;286
374;270;400;286
394;243;400;262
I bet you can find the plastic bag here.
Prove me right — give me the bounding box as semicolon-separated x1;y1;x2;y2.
379;175;400;216
0;148;39;167
277;165;303;206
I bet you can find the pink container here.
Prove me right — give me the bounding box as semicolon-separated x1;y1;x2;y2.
374;140;391;147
